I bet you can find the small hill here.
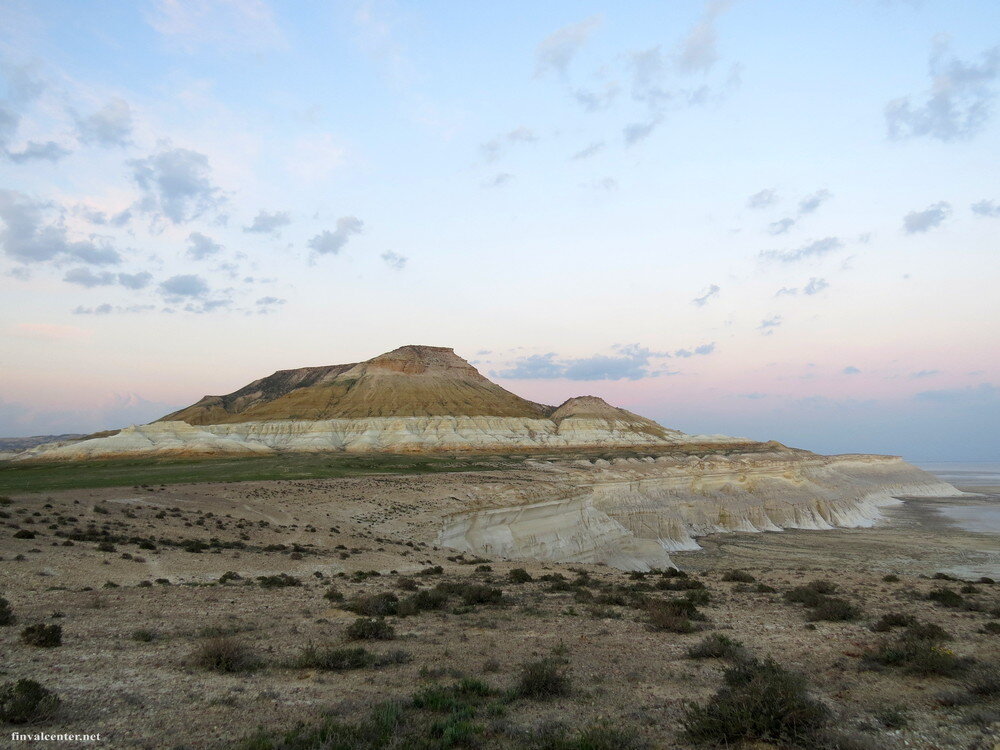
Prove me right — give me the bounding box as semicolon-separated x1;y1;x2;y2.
161;345;555;424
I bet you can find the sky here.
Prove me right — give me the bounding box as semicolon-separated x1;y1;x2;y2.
0;0;998;461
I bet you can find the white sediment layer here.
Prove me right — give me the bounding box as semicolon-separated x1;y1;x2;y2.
14;418;749;460
437;453;963;571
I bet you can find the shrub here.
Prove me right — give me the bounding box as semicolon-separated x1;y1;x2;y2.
533;721;645;750
460;584;503;606
646;600;697;634
882;574;900;583
871;612;916;632
0;680;60;724
687;633;746;660
21;623;62;647
397;588;449;616
964;663;1000;698
192;637;260;672
681;657;828;744
926;587;964;607
684;589;712;606
292;645;374;670
509;568;533;584
784;580;837;607
395;576;418;591
419;565;443;576
981;622;1000;635
722;570;755;583
0;596;14;626
345;617;395;641
864;623;968;677
516;658;571;699
219;571;242;584
755;583;777;594
256;573;301;588
346;593;399;617
807;597;861;622
13;530;35;539
132;629;156;642
322;585;344;602
874;706;909;729
656;578;706;592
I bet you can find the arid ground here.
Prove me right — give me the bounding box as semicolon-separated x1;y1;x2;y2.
1;468;998;749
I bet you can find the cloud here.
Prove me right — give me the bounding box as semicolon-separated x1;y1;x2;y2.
803;277;828;295
674;342;716;357
117;271;152;290
746;189;777;209
886;41;1000;142
159;274;209;297
798;189;831;214
6;140;71;163
534;15;602;77
573;84;619;112
73;303;156;315
76;98;133;147
623;118;661;146
915;383;998;404
186;231;222;259
129;146;224;224
495;343;672;381
676;0;734;74
768;217;796;235
692;284;720;306
255;296;285;308
593;177;617;191
244;209;291;234
63;267;115;287
381;250;407;270
909;369;940;379
971;199;1000;217
147;0;286;53
571;141;605;160
842;366;861;375
760;237;844;263
308;216;364;256
481;126;538;162
902;201;951;233
757;316;782;335
0;190;123;265
483;173;513;188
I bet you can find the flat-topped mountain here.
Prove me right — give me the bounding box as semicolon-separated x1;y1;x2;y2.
17;344;725;460
162;345;555;423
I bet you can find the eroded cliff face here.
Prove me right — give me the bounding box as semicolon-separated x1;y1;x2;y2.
14;418;747;460
437;451;963;570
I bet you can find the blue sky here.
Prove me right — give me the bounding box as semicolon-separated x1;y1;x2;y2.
0;0;998;460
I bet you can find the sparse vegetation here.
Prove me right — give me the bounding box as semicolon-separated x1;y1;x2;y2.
509;568;533;584
20;623;62;647
345;617;395;641
864;622;969;677
871;612;916;632
681;657;828;745
516;658;571;699
806;597;861;622
687;633;746;660
256;573;301;588
0;679;60;724
192;637;261;673
346;593;399;617
0;596;14;626
721;570;755;583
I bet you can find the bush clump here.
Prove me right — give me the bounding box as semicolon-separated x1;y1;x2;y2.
863;622;969;677
806;597;861;622
681;657;828;745
721;570;756;583
292;645;375;671
256;573;301;588
345;617;395;641
0;679;60;724
516;658;571;699
397;588;449;616
346;593;399;617
460;584;503;606
871;612;916;632
784;580;837;607
192;637;261;672
687;633;746;660
646;599;698;634
926;587;964;608
21;623;62;648
322;586;344;602
508;568;533;584
0;596;15;626
882;573;900;583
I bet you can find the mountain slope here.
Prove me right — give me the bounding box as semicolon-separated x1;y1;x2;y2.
162;345;554;424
